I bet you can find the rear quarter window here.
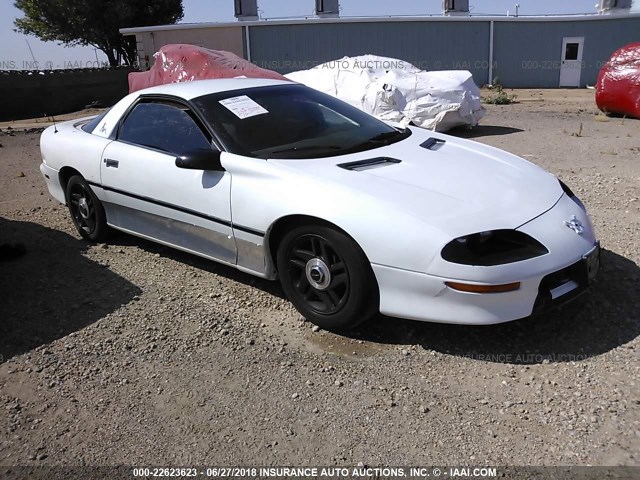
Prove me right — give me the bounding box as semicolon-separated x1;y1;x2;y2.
81;109;110;133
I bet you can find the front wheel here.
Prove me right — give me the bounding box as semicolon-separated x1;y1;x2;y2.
65;175;108;242
276;225;378;331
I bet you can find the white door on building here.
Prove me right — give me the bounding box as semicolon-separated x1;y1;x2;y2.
559;37;585;87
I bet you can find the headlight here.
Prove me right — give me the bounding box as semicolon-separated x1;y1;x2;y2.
441;230;548;266
560;179;586;211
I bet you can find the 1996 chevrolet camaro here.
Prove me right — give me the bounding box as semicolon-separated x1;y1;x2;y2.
40;78;600;330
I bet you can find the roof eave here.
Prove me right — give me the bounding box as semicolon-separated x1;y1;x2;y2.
119;12;640;35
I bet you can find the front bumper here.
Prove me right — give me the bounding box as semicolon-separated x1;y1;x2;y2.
531;242;600;316
373;245;599;325
373;194;599;325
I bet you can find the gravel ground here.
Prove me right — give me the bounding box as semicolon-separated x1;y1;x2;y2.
0;89;639;468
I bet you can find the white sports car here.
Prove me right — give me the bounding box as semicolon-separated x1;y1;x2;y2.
39;78;600;330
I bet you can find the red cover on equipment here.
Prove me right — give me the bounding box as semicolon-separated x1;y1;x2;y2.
128;44;288;93
596;43;640;119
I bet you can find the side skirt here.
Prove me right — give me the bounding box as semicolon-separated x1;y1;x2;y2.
107;222;274;280
103;202;272;279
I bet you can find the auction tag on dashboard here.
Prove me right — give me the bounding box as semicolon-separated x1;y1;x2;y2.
219;95;268;119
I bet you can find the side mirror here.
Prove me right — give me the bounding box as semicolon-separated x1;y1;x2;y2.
175;148;223;171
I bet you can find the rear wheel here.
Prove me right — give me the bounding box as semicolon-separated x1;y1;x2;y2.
65;175;108;242
277;225;378;331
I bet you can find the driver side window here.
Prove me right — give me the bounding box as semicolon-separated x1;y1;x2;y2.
118;101;212;156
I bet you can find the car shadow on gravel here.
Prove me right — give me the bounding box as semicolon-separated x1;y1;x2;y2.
450;125;524;139
0;218;142;363
348;248;640;364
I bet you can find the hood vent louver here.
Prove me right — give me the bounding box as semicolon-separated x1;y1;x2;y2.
420;137;446;150
338;157;401;172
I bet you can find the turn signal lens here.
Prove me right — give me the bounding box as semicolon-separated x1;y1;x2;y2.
445;281;521;294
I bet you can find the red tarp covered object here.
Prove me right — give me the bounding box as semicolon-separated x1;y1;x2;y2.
596;42;640;119
128;44;288;93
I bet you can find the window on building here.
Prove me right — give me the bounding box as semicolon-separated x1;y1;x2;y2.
234;0;242;16
445;0;456;10
565;43;580;61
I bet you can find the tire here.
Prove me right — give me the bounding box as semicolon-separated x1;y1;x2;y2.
276;224;378;331
65;175;108;242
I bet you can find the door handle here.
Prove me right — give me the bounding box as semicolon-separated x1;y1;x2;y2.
104;158;119;168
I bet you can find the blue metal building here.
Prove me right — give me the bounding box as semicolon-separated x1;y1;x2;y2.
121;12;640;88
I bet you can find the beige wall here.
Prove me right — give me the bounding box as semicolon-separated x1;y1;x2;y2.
133;27;244;69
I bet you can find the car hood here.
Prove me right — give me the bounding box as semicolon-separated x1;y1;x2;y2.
268;127;563;239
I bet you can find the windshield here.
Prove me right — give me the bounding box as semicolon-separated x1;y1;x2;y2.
191;84;410;159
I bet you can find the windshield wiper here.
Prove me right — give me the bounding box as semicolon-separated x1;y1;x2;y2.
364;130;404;145
270;145;343;155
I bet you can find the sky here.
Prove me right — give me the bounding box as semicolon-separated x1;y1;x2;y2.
0;0;603;69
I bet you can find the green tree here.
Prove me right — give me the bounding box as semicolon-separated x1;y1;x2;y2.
14;0;183;67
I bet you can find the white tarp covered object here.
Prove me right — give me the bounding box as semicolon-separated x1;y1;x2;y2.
285;55;486;132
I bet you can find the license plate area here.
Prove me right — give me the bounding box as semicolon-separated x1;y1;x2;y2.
582;243;600;285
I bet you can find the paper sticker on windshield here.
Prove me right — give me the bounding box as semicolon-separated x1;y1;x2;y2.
219;95;268;119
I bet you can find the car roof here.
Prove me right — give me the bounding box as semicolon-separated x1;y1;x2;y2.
136;78;295;100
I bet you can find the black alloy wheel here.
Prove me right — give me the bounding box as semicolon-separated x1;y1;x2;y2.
66;175;108;242
277;225;378;330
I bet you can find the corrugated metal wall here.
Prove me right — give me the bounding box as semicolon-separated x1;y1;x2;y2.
248;21;491;86
129;16;640;88
246;17;639;87
493;17;640;87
